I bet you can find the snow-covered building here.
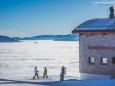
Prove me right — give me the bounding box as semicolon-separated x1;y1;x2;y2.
72;7;115;80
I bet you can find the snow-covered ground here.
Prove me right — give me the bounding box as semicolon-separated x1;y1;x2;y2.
1;78;115;86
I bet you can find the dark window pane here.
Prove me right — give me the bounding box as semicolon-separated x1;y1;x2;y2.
112;57;115;64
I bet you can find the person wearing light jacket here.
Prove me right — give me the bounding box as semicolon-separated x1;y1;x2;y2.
33;66;39;79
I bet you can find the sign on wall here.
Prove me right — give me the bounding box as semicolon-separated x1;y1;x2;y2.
88;46;115;50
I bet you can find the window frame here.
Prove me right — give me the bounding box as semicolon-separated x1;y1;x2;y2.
101;57;107;65
89;57;95;64
112;57;115;64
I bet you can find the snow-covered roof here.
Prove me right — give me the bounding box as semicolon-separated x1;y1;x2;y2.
72;18;115;33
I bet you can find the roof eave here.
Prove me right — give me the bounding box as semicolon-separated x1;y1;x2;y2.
72;30;115;34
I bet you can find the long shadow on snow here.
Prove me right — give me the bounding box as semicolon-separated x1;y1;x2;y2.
0;78;60;86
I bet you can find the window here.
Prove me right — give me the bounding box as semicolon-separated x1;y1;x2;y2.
89;57;94;64
101;58;107;64
112;57;115;64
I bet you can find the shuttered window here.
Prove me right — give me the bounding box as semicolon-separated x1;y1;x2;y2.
89;57;94;64
101;58;107;64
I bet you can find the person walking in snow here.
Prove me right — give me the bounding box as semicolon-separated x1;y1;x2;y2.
33;66;39;79
43;67;48;78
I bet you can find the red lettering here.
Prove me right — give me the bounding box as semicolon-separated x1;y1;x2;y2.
88;46;115;50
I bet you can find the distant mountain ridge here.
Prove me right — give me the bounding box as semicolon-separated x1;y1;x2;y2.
13;34;78;41
54;34;78;41
0;35;19;42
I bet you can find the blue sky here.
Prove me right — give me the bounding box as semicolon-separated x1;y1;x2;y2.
0;0;115;37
